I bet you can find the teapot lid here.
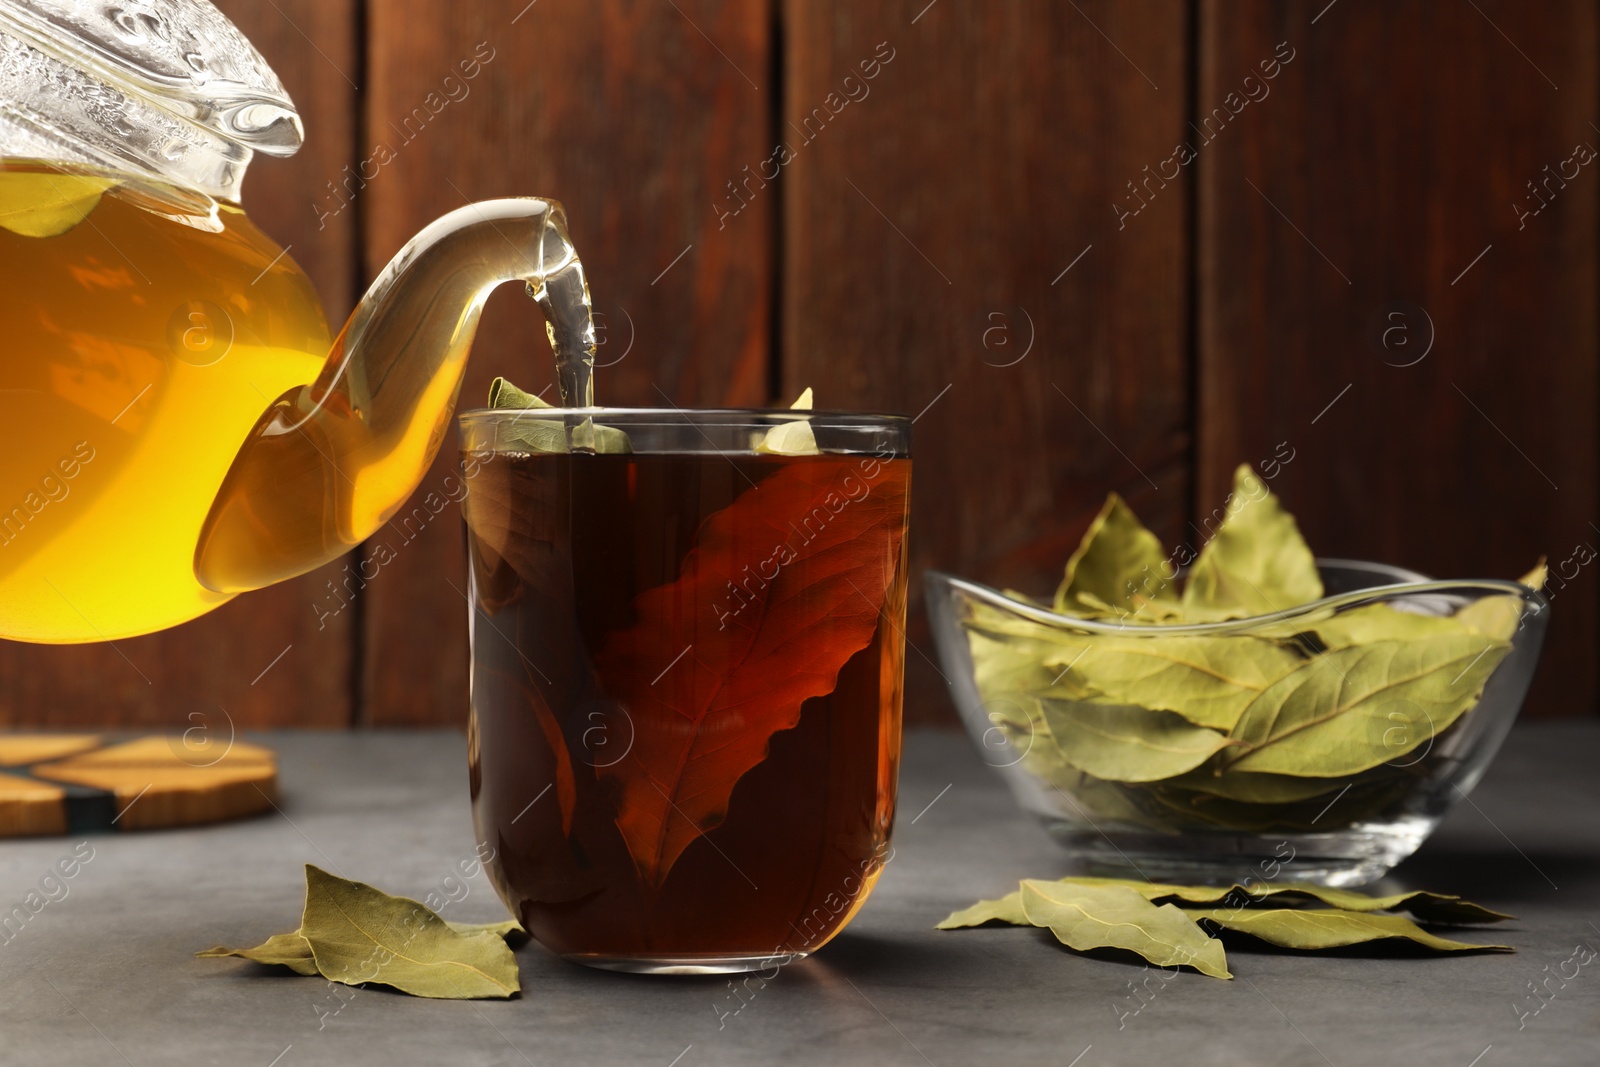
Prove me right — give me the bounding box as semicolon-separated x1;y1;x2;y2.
0;0;302;201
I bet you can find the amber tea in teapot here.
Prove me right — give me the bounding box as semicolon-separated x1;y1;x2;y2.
0;160;330;641
0;0;605;643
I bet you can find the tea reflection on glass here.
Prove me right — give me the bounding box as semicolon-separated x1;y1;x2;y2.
461;409;910;974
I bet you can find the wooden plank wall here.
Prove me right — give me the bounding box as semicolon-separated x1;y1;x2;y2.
0;0;1593;728
359;0;774;724
1198;0;1599;718
782;0;1191;724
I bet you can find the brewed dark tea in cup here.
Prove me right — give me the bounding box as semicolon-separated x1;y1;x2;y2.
460;408;910;974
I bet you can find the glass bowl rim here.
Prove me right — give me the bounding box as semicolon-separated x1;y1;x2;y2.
927;558;1549;637
458;406;911;427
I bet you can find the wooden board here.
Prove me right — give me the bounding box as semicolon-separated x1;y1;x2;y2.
0;0;361;730
359;0;776;724
1196;0;1598;718
0;735;276;836
0;735;100;766
782;0;1192;723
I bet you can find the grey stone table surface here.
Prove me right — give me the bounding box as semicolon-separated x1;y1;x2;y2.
1;724;1597;1067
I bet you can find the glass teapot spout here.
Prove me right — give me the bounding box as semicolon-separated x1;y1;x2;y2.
194;197;594;595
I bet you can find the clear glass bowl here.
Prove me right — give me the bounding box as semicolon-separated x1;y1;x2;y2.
926;561;1549;887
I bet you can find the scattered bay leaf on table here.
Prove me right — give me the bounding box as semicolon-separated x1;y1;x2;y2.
1227;633;1511;776
301;866;520;999
1182;465;1323;619
935;889;1028;929
1182;907;1510;952
199;890;524;985
447;919;526;938
1020;879;1232;979
1250;885;1513;924
1054;494;1177;616
937;878;1513;976
198;931;319;976
1065;877;1513;923
595;460;909;887
1038;698;1235;782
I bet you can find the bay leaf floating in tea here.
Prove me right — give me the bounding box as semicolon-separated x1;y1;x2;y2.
753;387;821;455
593;455;909;887
198;865;524;1000
487;375;631;454
964;464;1543;828
937;877;1511;978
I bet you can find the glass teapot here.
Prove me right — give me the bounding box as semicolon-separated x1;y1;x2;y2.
0;0;595;643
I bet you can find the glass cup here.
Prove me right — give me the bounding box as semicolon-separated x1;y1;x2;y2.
459;407;911;974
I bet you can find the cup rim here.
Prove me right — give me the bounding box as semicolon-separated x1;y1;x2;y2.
926;559;1549;637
